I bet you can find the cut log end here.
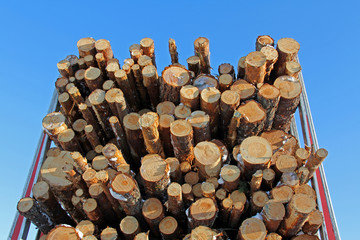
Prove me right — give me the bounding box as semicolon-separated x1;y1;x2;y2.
230;80;256;101
238;218;267;240
142;198;164;220
111;173;136;194
157;101;176;115
170;119;192;137
47;225;80;240
120;216;140;236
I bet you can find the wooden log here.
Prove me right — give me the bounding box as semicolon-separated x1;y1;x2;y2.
261;200;285;232
192;183;203;199
165;157;182;182
257;84;280;131
285;61;302;79
95;39;113;62
92;155;109;171
47;225;81;239
105;88;129;123
131;48;142;63
260;46;278;83
114;69;139;111
206;175;221;189
83;198;105;227
78;103;104;140
100;227;118;240
142;198;165;236
220;90;240;137
273;76;302;132
110;173;142;217
84;55;97;68
266;233;282;240
219;197;233;223
85;67;104;91
95;145;103;155
244;51;267;84
184;171;199;185
168;38;179;64
17;197;55;234
302;210;323;235
200;87;220;136
227;110;241;148
250;190;269;214
194;37;210;74
229;201;245;229
220;165;240;192
279;194;316;237
57;59;72;78
102;143;129;172
193;74;219;93
256;35;275;51
170;119;194;164
76;220;96;237
237;218;267;240
186;56;200;76
250;170;263;193
189;198;217;228
161;65;191;104
106;60;120;81
218;63;235;79
295;148;310;167
109;116;132;161
138;55;152;69
78;57;86;69
180;161;192;175
274;154;298;177
167;182;184;219
230;79;256;102
174;104;191;120
262;168;275;190
294;184;316;201
55;77;69;94
297;166;310;185
140;154;170;197
73;119;92;153
182;183;194;206
270;185;294;204
123;113;147;160
274;38;300;77
132;64;149;107
134;232;150;240
281;172;300;190
85;124;101;150
75;69;91;96
194;141;221;180
215;188;227;202
188;111;211;145
159;114;175;157
237;56;246;80
140;37;156;66
82;168;98;187
219;74;233;92
42;112;68;148
120;216;140;240
139;112;165;158
58;129;83;153
159;216;179;240
201;182;216;199
58;92;78;122
237;101;266;143
306;148;328;179
70;151;89;174
156;101;175;115
77;37;96;57
95;52;107;74
142;65;160;109
291;235;320;240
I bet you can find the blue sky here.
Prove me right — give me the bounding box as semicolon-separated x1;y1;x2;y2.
1;0;358;239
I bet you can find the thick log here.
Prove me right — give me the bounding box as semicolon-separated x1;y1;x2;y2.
194;141;221;180
256;35;275;51
190;226;219;239
294;184;316;201
270;185;294;204
170;119;194;164
159;216;179;240
188;110;211;145
95;39;113;62
274;38;300;77
302;210;323;235
114;69;139;111
161;65;191;104
244;51;267;84
47;225;81;239
159;114;175;157
257;84;280;131
123;113;147;160
120;216;140;240
140;37;156;66
168;38;179;64
279;194;316;237
219;74;233;92
189;198;217;228
77;37;96;57
237;218;267;240
274;154;298;178
230;79;256;102
142;198;165;236
193;74;219;93
200;87;220;136
58;129;83;153
250;170;263;193
139;112;165;157
260;46;278;83
100;227;118;240
237;100;266;142
76;220;96;237
261;200;285;232
306;148;328;179
174;104;191;120
17;197;55;234
85;67;104;91
291;235;320;240
220;165;241;192
156;101;175;115
194;37;211;74
187;56;200;76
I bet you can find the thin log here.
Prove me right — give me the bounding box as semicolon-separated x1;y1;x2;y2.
106;60;120;81
120;216;141;240
70;151;89;174
257;84;280;131
159;216;179;240
89;183;117;224
184;171;199;185
75;69;90;96
188;110;211;144
281;172;300;190
42;112;68;148
250;190;269;214
95;39;113;62
84;55;96;68
55;77;69;94
219;197;233;224
103;80;116;91
215;188;227;203
256;35;275;51
109;116;132;161
260;46;278;83
123;113;147;160
142;65;160;109
201;182;216;199
219;74;233;92
83;198;105;227
92;155;109;171
170;119;194;164
85;67;104;91
302;210;323;235
95;52;107;73
78;58;86;69
297;167;310;185
305;148;328;180
114;69;139;111
132;64;149;107
218;63;235;79
262;168;275;190
229;201;245;229
165;157;182;182
138;55;152;69
102;143;129;173
142;198;165;236
167;182;184;219
134;232;150;240
187;56;200;77
227;110;241;148
139;112;165;157
192;183;203;199
285;61;302;79
194;37;211;74
169;38;179;64
274;38;300;76
237;56;246;79
220;90;240;137
140;37;156;66
174;104;191;120
76;220;96;237
200;87;221;136
159;114;175;157
182;183;194;206
105;88;129;123
85;124;101;150
58;129;83;153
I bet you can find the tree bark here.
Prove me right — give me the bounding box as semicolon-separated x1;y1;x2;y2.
261;200;285;232
142;198;165;237
77;37;96;57
244;51;267;84
305;148;328;180
256;35;275;51
194;141;222;180
189;198;217;229
250;170;263;193
114;69;139;111
140;38;156;66
123;113;147;161
187;56;200;77
161;65;191;104
194;37;211;74
260;46;278;83
220;90;240;138
273;38;300;77
170;120;194;164
200;87;221;136
188;111;211;145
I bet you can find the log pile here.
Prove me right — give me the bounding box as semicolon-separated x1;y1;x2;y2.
18;36;326;240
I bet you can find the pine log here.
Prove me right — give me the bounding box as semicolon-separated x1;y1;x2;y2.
142;65;160;109
230;79;256;102
297;166;310;185
77;37;96;57
260;46;278;83
218;63;235;79
73;119;92;153
274;38;300;77
193;74;219;93
55;77;69;94
285;61;302;79
182;183;194;206
256;35;275;51
194;37;211;74
106;60;120;81
76;220;96;237
291;235;320;240
58;129;83;153
200;87;220;136
257;84;280;131
180;161;192;175
91;155;109;171
229;201;245;229
114;69;139;111
139;112;165;157
159;216;179;240
110;173;142;217
102;143;129;173
190;226;219;239
219;74;233;92
78;103;104;141
58;92;78;123
262;168;275;190
227;110;241;148
294;184;316;201
47;225;81;239
165;157;182;182
184;171;199;185
170;119;194;164
306;148;328;179
161;65;191;104
237;56;246;80
192;183;203;199
95;39;113;62
279;194;316;237
123;113;147;160
140;37;156;66
78;58;86;69
157;101;176;115
237;218;267;240
220;165;241;192
261;200;285;232
302;210;323;235
83;198;105;227
281;171;300;190
95;144;104;155
250;190;269;214
142;198;165;236
189;198;217;229
57;59;72;78
274;154;298;178
266;233;282;240
140;154;170;197
109;116;132;161
134;232;150;240
42;112;68;148
84;55;97;68
201;182;216;199
82;168;98;187
295;148;310;167
174;104;192;120
187;56;200;76
17;197;55;234
105;88;129;124
219;197;233;224
159;114;175;157
168;38;179;64
188;111;211;145
70;151;89;174
244;51;267;84
85;124;101;150
167;182;184;219
84;67;104;91
239;136;272;178
75;69;91;96
120;216;140;240
100;227;118;240
270;185;294;204
131;48;142;63
131;64;149;106
95;52;107;74
230;190;247;208
194;141;221;180
138;55;152;70
237;101;266;143
220;90;240;137
250;170;263;193
215;188;227;203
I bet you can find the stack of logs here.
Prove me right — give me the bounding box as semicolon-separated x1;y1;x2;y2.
17;35;327;240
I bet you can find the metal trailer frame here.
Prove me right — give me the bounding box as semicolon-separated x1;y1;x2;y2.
8;59;341;239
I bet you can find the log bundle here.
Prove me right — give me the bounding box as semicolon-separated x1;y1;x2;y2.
18;36;327;240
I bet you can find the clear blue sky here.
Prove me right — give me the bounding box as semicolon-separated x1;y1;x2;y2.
1;0;358;239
